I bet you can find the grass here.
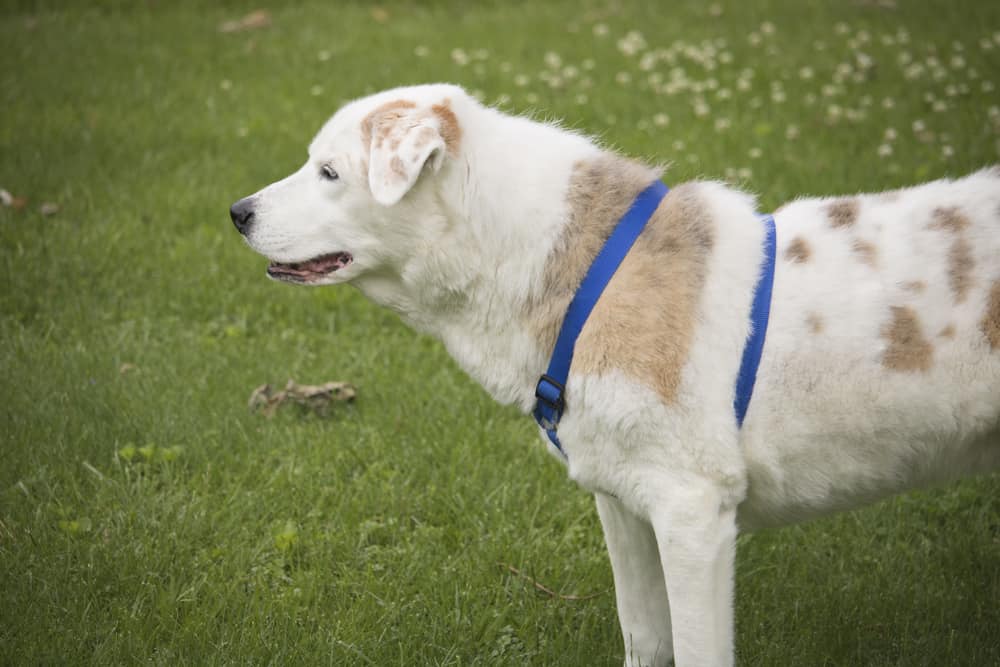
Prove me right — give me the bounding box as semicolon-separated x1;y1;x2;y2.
1;0;999;664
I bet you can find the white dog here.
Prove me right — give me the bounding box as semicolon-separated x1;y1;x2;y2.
231;83;1000;666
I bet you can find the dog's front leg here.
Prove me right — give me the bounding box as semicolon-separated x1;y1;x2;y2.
596;492;673;667
649;481;737;667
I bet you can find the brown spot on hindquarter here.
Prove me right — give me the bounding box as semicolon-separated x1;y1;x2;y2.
852;239;878;267
901;280;926;293
938;324;956;339
927;207;975;303
530;155;712;405
929;206;970;233
784;237;811;263
827;198;860;228
946;237;974;303
360;99;417;149
881;305;933;372
806;313;824;334
983;279;1000;350
431;99;462;156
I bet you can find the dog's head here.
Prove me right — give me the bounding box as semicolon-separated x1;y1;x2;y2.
230;84;467;286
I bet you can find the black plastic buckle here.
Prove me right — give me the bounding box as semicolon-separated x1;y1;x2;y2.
535;375;566;414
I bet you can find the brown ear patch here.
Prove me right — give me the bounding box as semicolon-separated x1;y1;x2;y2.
983;279;1000;350
852;239;878;267
881;305;933;372
806;313;824;334
530;155;711;406
361;99;417;149
431;99;462;156
784;237;811;263
827;198;860;228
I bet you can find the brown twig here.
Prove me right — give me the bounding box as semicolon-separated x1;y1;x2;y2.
497;562;607;601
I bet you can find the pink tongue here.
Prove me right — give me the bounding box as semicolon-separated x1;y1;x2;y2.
271;252;351;276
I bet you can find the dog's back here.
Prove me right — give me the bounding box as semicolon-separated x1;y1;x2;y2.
739;167;1000;528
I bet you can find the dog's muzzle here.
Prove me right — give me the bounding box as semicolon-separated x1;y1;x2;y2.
230;197;255;235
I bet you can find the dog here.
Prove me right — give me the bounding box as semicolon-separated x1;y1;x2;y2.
231;83;1000;666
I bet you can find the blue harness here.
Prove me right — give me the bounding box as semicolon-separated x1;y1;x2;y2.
532;181;777;455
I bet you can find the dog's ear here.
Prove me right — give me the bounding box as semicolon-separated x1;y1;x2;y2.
365;104;449;206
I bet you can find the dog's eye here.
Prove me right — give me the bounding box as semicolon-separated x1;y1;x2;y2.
320;164;339;181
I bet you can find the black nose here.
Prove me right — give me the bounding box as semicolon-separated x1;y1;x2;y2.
230;197;255;235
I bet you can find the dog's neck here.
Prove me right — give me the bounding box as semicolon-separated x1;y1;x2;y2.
357;102;655;412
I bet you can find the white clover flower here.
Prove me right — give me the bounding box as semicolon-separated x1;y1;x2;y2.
220;79;232;90
941;145;954;158
877;144;893;157
749;147;763;159
950;55;966;69
672;139;686;151
761;21;775;35
983;81;996;93
450;48;469;66
593;23;609;37
639;52;658;71
317;50;332;62
617;30;647;56
654;113;670;127
748;32;762;46
582;58;596;70
544;51;562;69
932;99;948;113
310;85;323;96
562;65;578;79
693;98;710;116
799;66;814;80
772;90;786;103
714;117;730;131
884;127;898;141
615;71;632;85
709;3;723;17
716;88;731;100
912;119;926;132
981;38;994;51
719;52;733;64
785;125;799;140
513;74;530;87
413;46;429;58
737;167;753;180
834;22;849;35
737;78;751;91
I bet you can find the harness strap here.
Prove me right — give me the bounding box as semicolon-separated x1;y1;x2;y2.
533;180;669;454
532;185;777;456
733;214;777;427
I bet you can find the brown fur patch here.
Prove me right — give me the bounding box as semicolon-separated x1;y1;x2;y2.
946;237;974;304
938;324;956;339
881;306;933;372
530;155;712;405
929;206;970;233
390;155;407;179
851;239;878;267
983;279;1000;350
784;237;811;263
806;313;824;334
901;280;926;293
361;99;417;149
827;198;860;228
431;99;462;156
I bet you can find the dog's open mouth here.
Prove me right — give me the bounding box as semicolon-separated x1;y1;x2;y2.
267;252;353;283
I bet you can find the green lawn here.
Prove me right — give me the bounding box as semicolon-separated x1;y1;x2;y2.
2;1;999;664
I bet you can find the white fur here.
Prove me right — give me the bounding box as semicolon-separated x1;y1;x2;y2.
236;84;1000;667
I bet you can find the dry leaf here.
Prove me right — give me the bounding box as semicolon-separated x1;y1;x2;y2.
11;196;27;210
219;9;272;34
249;379;356;417
40;202;59;216
119;363;138;375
